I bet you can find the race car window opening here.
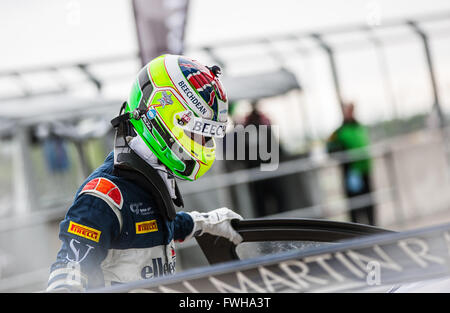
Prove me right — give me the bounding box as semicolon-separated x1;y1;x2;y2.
235;241;336;260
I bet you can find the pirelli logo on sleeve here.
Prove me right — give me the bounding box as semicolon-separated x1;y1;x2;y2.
136;220;158;234
68;221;101;243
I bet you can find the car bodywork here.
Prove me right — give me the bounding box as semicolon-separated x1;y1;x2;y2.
95;218;450;293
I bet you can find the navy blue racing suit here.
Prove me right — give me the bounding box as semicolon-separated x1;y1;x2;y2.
47;152;194;291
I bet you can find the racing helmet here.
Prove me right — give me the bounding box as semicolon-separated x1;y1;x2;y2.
124;54;228;181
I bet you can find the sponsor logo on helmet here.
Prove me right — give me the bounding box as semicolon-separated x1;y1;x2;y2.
67;221;101;243
177;111;193;126
192;120;226;137
156;91;173;108
174;110;227;138
136;220;158;234
177;80;208;116
146;108;157;120
142;113;154;131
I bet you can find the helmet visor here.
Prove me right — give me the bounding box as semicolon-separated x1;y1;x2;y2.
183;129;214;148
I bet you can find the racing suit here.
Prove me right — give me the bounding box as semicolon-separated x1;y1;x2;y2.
47;151;195;291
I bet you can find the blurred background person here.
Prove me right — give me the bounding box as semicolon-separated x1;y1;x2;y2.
327;102;375;225
242;100;288;217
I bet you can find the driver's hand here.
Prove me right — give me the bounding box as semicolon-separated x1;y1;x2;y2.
187;208;243;245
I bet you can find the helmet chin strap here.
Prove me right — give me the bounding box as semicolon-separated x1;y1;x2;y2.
127;135;177;200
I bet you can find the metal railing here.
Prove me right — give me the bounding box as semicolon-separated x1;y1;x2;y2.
0;126;447;292
0;126;444;229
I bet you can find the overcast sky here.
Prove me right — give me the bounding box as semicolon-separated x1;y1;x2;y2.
2;0;450;68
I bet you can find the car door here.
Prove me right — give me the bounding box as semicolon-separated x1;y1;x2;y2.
195;218;394;265
97;219;450;293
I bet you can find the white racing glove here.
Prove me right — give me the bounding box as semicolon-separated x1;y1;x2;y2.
186;207;243;245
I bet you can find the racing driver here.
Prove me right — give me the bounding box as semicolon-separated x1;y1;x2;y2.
46;54;243;292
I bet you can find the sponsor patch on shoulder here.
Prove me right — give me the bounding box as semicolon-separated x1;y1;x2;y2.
136;220;158;234
68;221;101;242
80;177;123;209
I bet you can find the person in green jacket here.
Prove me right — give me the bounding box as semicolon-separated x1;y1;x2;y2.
327;103;375;225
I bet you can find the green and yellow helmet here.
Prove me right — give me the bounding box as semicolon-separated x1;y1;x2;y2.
125;54;228;181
